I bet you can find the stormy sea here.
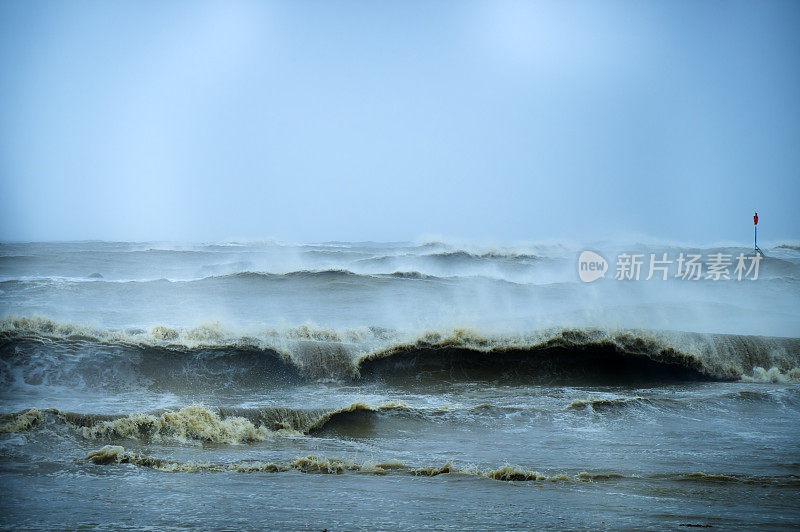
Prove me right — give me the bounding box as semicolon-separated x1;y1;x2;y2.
1;240;799;530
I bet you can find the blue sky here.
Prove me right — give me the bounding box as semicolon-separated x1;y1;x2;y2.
1;0;798;243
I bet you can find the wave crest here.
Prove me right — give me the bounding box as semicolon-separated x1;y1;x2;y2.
81;446;800;487
2;316;799;384
0;402;410;443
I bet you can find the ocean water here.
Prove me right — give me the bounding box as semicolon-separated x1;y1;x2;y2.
1;241;799;530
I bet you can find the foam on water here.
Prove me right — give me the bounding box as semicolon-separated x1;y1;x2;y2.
1;241;799;529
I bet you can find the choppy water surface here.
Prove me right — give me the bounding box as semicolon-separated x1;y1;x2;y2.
1;241;799;530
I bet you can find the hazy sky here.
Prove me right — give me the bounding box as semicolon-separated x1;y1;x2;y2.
1;0;798;244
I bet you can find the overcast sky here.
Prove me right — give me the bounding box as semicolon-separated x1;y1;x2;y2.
1;0;798;244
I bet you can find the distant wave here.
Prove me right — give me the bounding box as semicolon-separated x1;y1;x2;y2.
2;243;796;284
1;317;799;385
775;243;800;252
356;250;543;266
210;269;446;282
0;269;468;285
211;269;362;281
383;271;439;280
421;250;541;261
197;269;520;284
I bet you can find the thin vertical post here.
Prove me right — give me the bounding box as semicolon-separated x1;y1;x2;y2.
753;212;764;257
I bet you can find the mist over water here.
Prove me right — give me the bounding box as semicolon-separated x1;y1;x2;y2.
3;0;800;527
1;240;799;529
2;240;798;335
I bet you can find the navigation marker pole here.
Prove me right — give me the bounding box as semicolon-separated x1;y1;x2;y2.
753;211;764;257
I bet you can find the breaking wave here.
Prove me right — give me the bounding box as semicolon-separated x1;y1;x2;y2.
81;445;578;479
740;366;800;383
565;396;676;411
0;403;411;444
80;445;800;487
2;317;799;386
